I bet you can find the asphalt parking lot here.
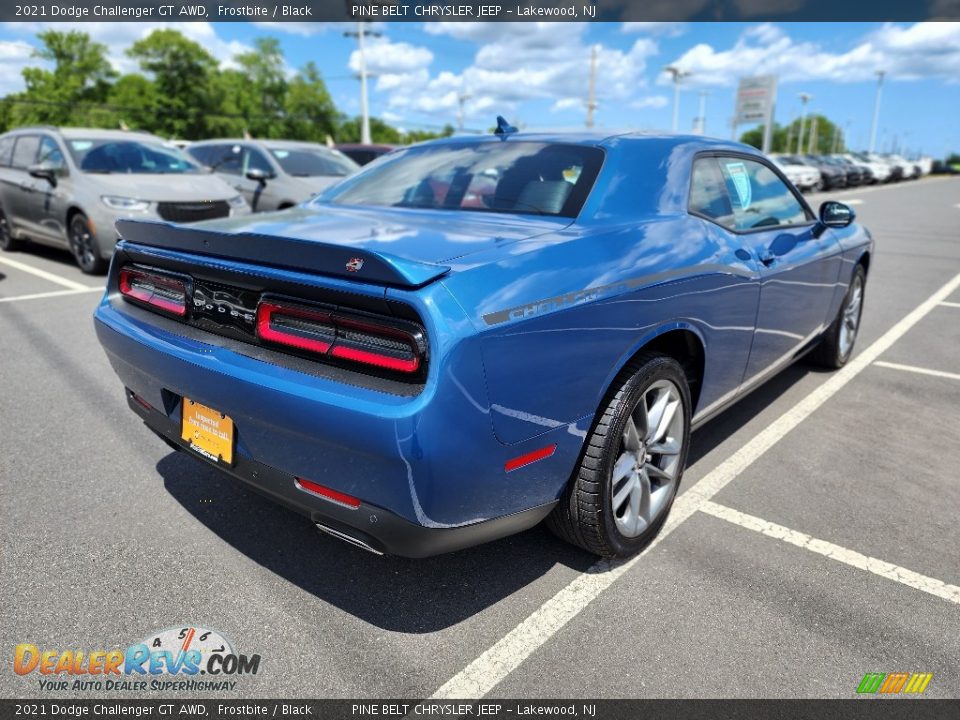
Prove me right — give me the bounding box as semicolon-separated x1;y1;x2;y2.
1;177;958;701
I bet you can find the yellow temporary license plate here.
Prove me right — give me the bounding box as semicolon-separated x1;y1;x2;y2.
181;398;234;465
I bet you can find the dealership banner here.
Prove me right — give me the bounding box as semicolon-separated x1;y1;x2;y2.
2;700;959;719
2;0;956;23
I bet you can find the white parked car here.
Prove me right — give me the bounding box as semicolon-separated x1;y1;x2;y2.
843;153;891;183
770;155;821;192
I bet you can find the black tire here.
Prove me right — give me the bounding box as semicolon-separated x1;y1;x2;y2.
547;353;692;557
0;207;23;252
809;265;866;369
69;212;108;275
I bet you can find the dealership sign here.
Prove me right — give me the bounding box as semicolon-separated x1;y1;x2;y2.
734;75;778;125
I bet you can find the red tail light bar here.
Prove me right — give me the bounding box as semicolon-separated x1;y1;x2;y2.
119;266;188;317
256;298;426;374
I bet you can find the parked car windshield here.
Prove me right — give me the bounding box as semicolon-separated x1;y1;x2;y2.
319;141;604;218
67;138;199;174
268;146;358;177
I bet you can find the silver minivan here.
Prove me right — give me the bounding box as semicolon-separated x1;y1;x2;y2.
186;139;359;212
0;127;250;274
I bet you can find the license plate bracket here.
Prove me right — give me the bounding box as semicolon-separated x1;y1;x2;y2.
181;398;234;465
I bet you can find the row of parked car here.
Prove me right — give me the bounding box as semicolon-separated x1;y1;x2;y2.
0;125;395;273
770;152;931;193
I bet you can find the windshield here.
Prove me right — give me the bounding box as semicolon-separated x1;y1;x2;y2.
68;138;199;174
269;146;358;177
319;141;604;218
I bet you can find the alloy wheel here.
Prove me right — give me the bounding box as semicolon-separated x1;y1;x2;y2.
70;216;97;272
610;379;685;538
839;274;863;359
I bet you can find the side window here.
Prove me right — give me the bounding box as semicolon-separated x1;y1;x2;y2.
716;157;810;231
244;147;272;175
689;157;735;229
10;135;40;170
37;136;66;172
187;145;212;166
0;136;15;167
211;144;243;175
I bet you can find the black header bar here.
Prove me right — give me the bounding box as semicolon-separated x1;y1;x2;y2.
2;0;956;23
2;699;959;719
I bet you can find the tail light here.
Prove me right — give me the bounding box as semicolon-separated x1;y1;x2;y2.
119;266;188;317
257;298;425;374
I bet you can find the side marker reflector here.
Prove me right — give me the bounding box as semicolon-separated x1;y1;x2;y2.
505;444;557;473
295;478;362;509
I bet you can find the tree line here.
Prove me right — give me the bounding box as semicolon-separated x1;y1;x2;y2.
0;29;453;145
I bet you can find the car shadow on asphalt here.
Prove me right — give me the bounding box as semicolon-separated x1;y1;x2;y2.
157;359;813;633
158;450;595;633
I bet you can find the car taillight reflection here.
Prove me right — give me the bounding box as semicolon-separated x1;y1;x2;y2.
119;267;187;317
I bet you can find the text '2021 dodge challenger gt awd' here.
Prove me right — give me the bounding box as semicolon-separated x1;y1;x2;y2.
94;128;872;558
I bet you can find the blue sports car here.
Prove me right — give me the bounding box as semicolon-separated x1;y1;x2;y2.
94;127;872;558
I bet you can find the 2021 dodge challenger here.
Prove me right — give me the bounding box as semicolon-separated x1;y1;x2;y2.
93;129;872;558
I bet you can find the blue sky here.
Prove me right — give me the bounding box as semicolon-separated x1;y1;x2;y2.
1;21;958;156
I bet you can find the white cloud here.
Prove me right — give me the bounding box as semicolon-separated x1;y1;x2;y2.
0;39;36;95
630;95;669;109
661;22;960;87
350;36;433;75
621;22;687;37
385;23;659;128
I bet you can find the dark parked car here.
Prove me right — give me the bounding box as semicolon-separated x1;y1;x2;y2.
335;143;396;166
187;139;359;212
94;131;872;558
783;155;846;190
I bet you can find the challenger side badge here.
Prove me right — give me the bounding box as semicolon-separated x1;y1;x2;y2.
346;257;364;273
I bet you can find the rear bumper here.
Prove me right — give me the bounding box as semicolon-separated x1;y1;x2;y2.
129;393;554;557
93;285;582;555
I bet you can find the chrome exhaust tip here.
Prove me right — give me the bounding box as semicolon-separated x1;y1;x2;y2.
314;522;384;555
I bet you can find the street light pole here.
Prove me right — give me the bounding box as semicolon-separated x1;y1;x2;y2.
457;91;471;132
664;66;691;133
796;92;812;154
344;22;382;145
586;45;598;129
695;90;709;134
868;70;885;154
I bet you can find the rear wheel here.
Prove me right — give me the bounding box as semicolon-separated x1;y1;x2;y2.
69;212;108;275
809;265;866;369
547;353;691;557
0;208;23;252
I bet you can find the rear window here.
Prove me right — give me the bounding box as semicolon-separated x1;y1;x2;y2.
319;141;604;218
269;146;358;177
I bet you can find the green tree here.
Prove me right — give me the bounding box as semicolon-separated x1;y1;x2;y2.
337;116;402;144
740;114;845;155
12;30;115;126
127;29;219;139
282;62;339;141
232;38;288;137
106;74;159;131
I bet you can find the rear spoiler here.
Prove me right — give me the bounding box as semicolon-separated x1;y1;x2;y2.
115;219;450;289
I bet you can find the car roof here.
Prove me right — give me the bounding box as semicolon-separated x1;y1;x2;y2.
3;126;163;141
189;138;339;151
414;130;761;156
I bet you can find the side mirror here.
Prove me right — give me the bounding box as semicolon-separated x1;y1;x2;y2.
819;201;855;229
245;168;273;184
28;163;57;186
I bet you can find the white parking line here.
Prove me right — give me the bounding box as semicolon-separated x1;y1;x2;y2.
873;360;960;383
0;256;92;291
0;287;104;304
700;501;960;605
430;270;960;700
940;301;960;309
